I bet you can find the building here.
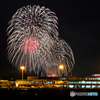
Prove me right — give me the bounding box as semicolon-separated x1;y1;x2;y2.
1;74;100;89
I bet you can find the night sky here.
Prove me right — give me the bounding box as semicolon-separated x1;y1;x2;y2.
0;0;100;78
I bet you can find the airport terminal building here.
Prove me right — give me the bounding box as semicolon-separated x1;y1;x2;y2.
1;74;100;89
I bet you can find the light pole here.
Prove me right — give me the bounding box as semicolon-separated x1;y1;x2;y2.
59;64;64;77
20;66;25;81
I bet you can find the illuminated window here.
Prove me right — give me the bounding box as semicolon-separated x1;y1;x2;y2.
82;85;85;88
68;82;73;84
92;85;96;88
69;85;74;88
68;81;78;84
58;85;62;87
97;82;100;84
82;81;85;84
96;78;100;80
59;78;67;80
78;81;85;84
91;81;96;84
64;85;67;87
45;81;52;84
86;81;91;84
97;85;100;88
86;85;91;88
31;81;36;84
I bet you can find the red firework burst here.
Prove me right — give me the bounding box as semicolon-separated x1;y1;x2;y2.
23;37;39;52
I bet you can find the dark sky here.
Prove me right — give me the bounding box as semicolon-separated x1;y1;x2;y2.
0;0;100;78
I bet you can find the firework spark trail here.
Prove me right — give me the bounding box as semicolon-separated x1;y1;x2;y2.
7;5;75;76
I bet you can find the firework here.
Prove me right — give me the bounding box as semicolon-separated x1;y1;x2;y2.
7;5;75;76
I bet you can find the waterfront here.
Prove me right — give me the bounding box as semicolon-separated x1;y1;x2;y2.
0;75;100;96
0;88;99;96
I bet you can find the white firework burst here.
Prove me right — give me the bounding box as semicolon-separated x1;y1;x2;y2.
7;5;75;76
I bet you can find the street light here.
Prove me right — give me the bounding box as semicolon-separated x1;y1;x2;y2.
20;66;25;81
59;64;64;77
